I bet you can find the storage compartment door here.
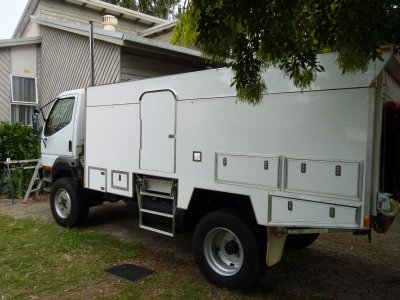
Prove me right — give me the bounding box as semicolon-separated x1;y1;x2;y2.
269;196;358;228
216;153;280;188
285;158;362;199
140;91;176;173
88;167;106;192
111;171;129;191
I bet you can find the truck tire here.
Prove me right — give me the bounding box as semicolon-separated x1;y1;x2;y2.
50;177;88;228
285;233;319;249
193;210;264;290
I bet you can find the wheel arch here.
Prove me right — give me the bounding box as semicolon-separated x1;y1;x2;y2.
180;188;259;231
51;156;82;183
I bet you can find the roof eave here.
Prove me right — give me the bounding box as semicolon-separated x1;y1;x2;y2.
0;36;42;48
31;15;124;45
64;0;166;25
140;19;177;37
123;34;201;58
31;15;202;60
12;0;39;38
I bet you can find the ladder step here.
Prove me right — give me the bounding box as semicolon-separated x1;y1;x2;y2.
139;224;173;237
142;176;174;195
138;176;177;237
140;208;174;218
140;191;174;200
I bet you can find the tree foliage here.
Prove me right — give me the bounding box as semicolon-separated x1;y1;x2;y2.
172;0;399;105
103;0;181;19
0;123;40;161
0;123;40;198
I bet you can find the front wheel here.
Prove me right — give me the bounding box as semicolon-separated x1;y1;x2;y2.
193;211;264;290
50;177;88;228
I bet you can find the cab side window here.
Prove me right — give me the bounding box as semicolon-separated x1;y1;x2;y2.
44;97;75;136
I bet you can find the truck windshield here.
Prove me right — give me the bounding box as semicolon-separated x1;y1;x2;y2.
44;97;75;136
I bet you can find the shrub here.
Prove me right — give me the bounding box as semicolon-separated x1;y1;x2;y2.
0;122;40;198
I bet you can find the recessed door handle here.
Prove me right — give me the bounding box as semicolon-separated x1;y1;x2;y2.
168;134;175;138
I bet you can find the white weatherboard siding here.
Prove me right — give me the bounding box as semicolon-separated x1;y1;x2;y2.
40;26;120;111
0;48;11;122
121;51;201;81
11;45;37;76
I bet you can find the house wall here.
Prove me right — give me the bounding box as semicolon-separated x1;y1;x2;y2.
121;51;201;81
37;44;42;102
149;31;171;43
11;45;37;77
37;0;148;36
0;48;11;122
22;5;41;38
40;27;120;110
0;45;39;123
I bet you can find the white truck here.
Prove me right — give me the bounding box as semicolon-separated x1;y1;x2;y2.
36;46;400;289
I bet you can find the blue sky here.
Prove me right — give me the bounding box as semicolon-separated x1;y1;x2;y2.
0;0;29;39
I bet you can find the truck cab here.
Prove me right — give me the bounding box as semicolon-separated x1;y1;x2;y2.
40;89;85;182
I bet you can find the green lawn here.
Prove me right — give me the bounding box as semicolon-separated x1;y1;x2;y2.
0;215;287;299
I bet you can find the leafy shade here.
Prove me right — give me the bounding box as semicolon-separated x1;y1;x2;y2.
102;0;181;19
0;123;40;198
0;122;40;161
172;0;394;105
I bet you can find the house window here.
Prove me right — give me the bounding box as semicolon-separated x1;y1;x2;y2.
10;75;38;125
11;105;34;125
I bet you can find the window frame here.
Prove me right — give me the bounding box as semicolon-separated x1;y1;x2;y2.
10;75;38;105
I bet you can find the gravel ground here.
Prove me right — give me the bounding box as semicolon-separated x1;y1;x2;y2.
1;196;399;299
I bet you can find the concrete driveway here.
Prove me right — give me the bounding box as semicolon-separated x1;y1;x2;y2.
1;197;399;299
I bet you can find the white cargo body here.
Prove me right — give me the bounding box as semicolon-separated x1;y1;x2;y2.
84;50;395;228
41;47;400;290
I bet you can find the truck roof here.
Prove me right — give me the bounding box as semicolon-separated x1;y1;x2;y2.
84;46;399;107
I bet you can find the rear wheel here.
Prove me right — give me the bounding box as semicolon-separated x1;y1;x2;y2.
193;210;264;290
285;233;319;249
50;177;88;227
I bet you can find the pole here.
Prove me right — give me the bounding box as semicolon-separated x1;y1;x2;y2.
89;21;94;86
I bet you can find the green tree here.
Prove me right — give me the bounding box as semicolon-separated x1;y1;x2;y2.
103;0;136;10
172;0;399;105
0;123;40;198
102;0;180;19
138;0;181;20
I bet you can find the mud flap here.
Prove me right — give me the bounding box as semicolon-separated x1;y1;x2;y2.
266;227;287;267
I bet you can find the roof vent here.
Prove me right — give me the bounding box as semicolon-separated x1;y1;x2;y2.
102;15;118;31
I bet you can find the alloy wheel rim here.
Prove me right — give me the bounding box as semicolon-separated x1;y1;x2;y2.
54;188;71;219
203;227;244;276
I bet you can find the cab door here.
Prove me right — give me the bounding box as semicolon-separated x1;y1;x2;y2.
41;95;77;168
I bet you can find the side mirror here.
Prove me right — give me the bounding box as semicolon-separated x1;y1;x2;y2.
32;107;40;136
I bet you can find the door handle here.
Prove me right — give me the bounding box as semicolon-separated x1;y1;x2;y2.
68;140;72;152
168;134;175;139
